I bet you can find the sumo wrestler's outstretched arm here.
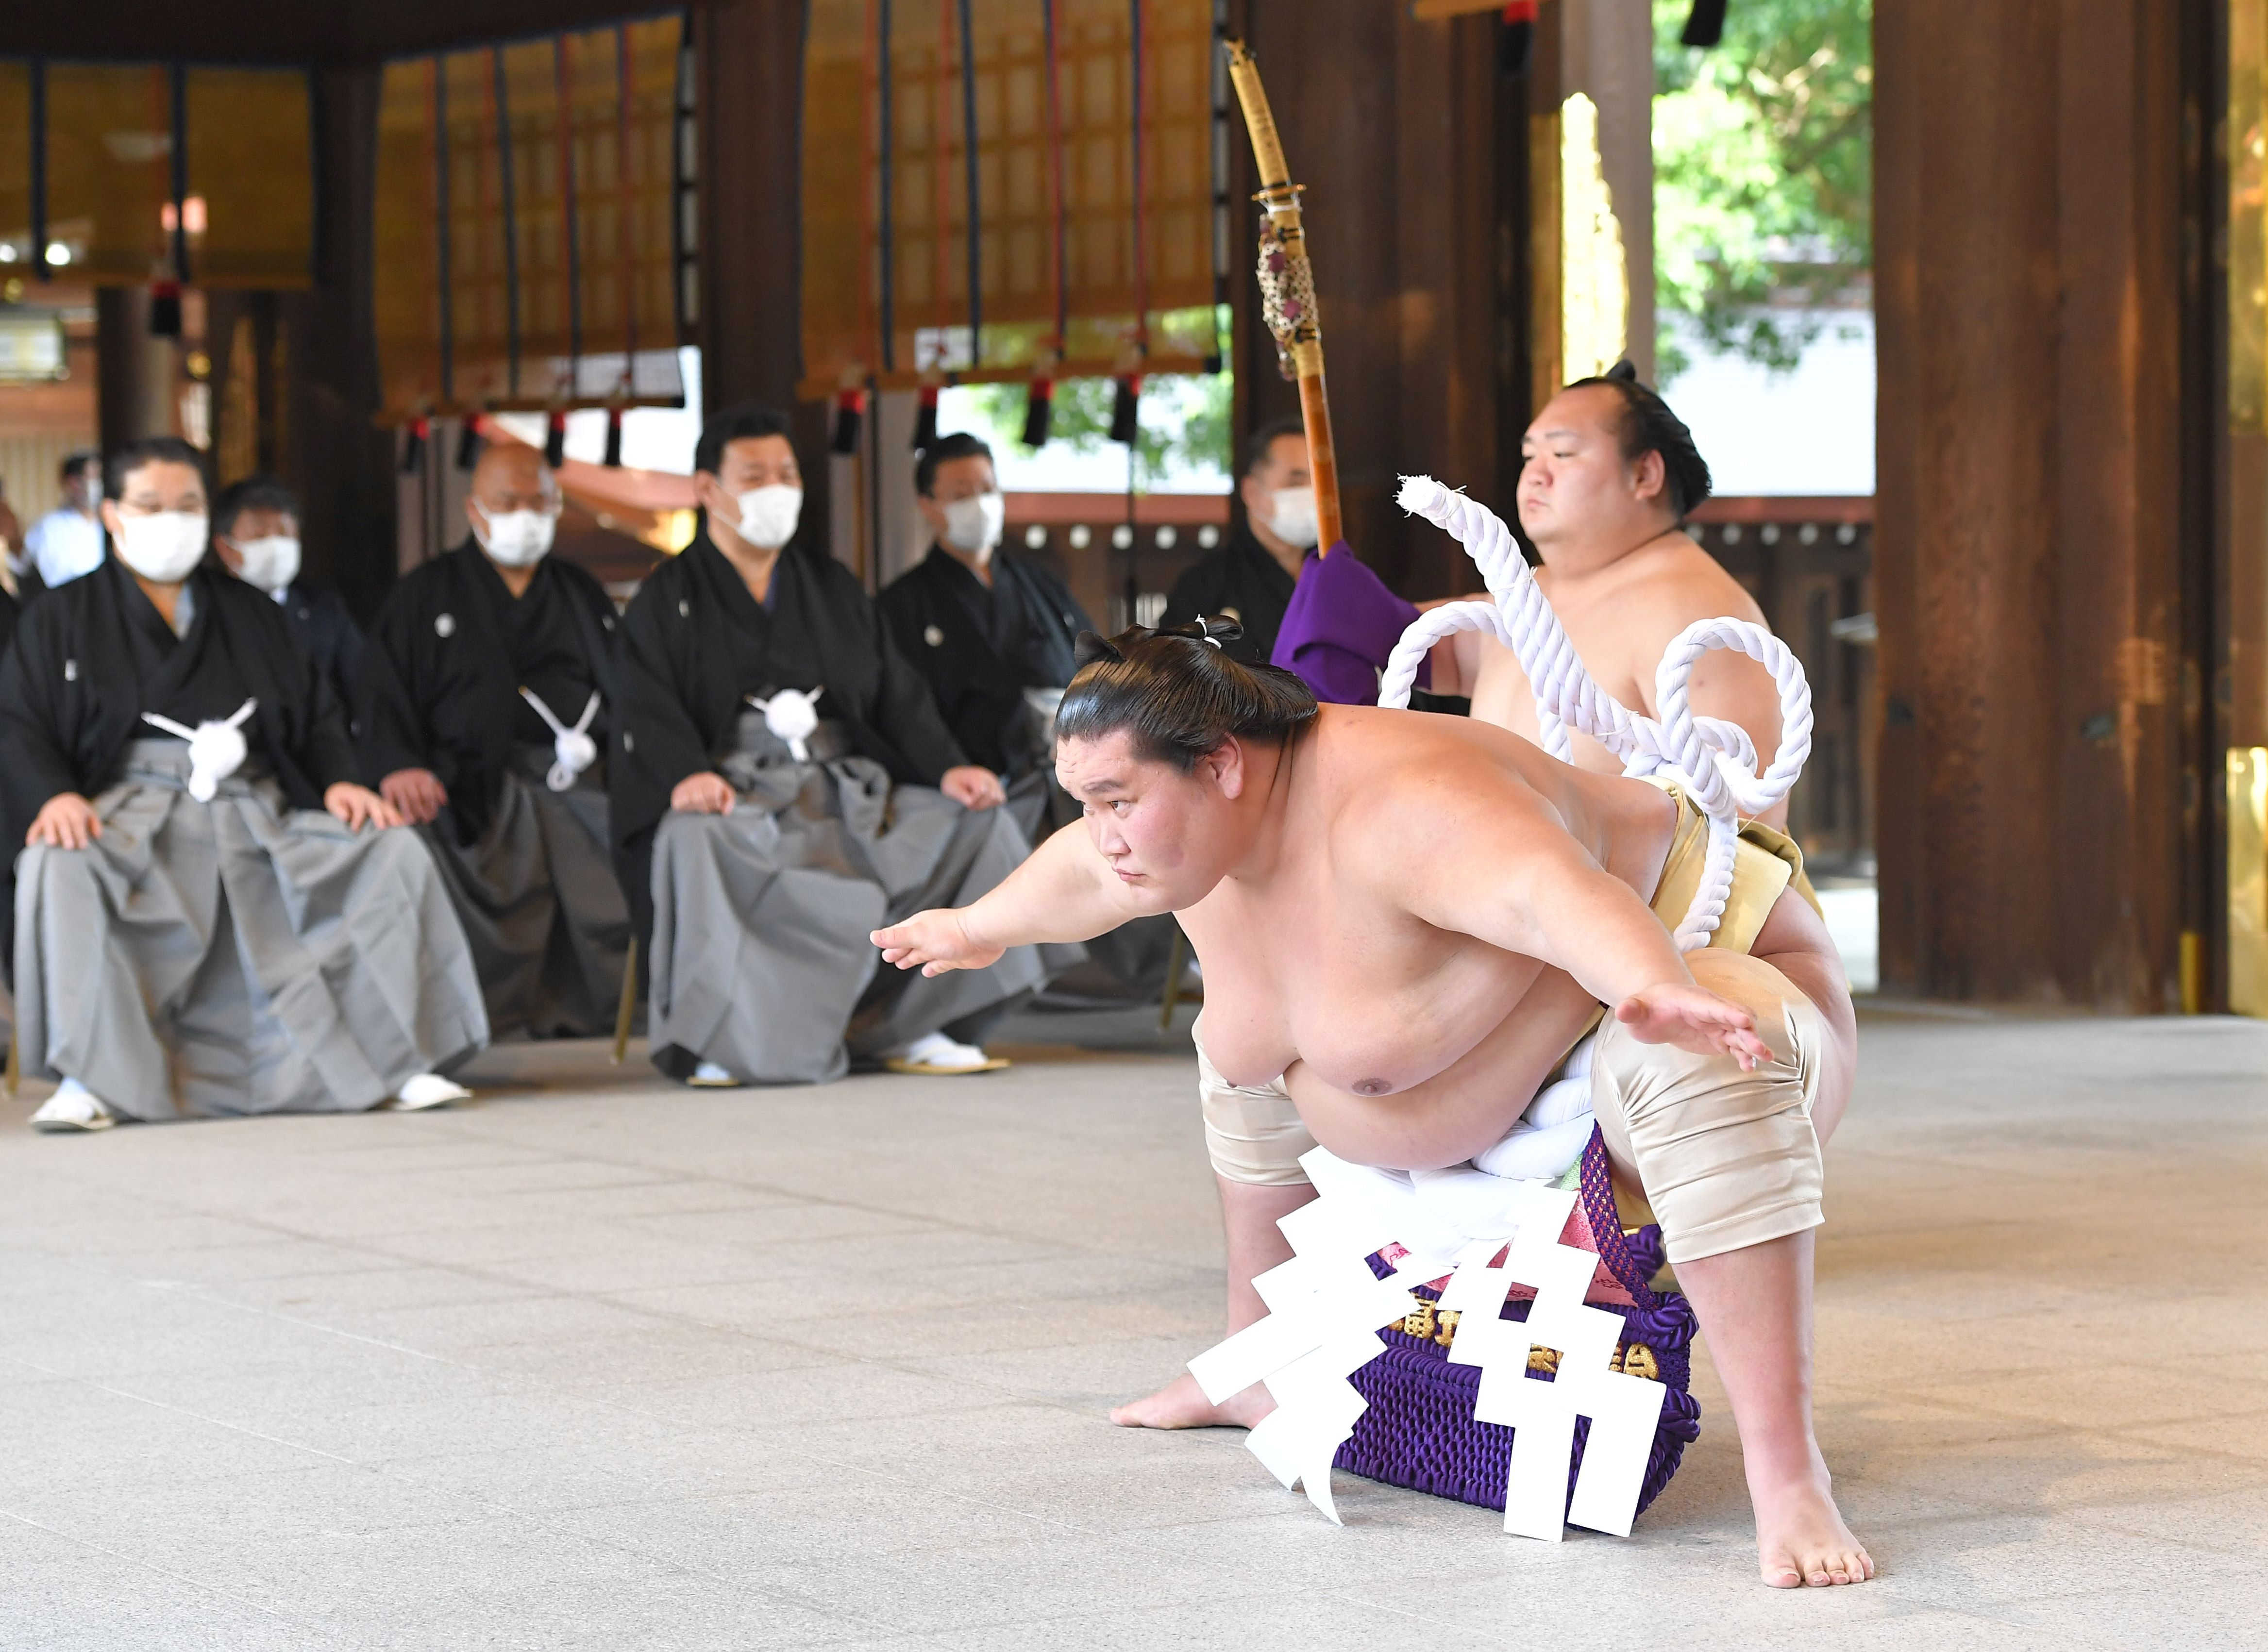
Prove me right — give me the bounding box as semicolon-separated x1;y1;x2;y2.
874;817;1153;976
1384;769;1774;1066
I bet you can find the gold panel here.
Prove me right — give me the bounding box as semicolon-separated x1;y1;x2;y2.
2231;748;2268;1017
183;68;313;287
41;62;172;283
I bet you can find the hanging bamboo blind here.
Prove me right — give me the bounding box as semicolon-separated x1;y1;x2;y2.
0;59;312;288
800;0;1222;396
372;15;687;422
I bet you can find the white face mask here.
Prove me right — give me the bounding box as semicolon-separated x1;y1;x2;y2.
1266;486;1320;551
734;484;804;550
941;491;1006;556
113;510;210;584
475;506;555;568
229;534;301;594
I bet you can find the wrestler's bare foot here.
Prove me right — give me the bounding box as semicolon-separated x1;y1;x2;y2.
1751;1466;1875;1588
1109;1371;1275;1430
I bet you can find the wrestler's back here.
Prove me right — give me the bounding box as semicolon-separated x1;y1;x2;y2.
1179;705;1676;1172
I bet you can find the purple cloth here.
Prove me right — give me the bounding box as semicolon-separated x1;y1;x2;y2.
1267;542;1430;706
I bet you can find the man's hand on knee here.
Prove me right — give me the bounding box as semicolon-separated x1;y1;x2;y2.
1614;979;1773;1069
27;793;100;850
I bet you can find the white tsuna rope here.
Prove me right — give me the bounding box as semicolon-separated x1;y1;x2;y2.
1379;477;1813;950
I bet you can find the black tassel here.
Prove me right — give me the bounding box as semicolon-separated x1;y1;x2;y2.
400;417;429;474
912;384;940;451
1681;0;1728;48
603;406;624;467
149;279;182;338
1109;376;1141;446
455;413;484;470
1021;379;1054;449
830;389;865;455
544;409;568;468
1500;2;1536;77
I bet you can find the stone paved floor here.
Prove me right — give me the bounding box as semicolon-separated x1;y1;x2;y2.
2;1003;2264;1650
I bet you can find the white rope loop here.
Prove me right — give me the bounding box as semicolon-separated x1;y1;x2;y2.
1385;477;1813;950
520;687;602;792
141;698;257;803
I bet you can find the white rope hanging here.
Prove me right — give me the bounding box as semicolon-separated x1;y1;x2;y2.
1378;477;1814;951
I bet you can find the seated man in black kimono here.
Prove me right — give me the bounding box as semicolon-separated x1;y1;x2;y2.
3;436;487;1131
612;403;1072;1085
211;475;366;735
359;440;630;1040
1159;416;1316;666
880;431;1174;998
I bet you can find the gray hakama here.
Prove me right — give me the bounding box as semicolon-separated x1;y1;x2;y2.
417;746;630;1040
647;714;1070;1084
12;741;488;1120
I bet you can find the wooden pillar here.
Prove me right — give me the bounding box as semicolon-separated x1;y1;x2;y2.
95;287;175;453
289;65;398;620
1875;0;2201;1006
1241;0;1525;599
694;0;829;543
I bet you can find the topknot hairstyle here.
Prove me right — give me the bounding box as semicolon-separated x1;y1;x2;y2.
1056;617;1318;771
1566;360;1713;518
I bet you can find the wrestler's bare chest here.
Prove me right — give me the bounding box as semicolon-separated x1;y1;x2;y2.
1179;857;1604;1170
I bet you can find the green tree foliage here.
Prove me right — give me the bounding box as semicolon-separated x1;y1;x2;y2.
960;306;1233;487
963;372;1232;488
1652;0;1871;380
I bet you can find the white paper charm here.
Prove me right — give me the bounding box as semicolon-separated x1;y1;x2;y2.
748;687;823;761
141;699;258;802
1185;1144;1670;1540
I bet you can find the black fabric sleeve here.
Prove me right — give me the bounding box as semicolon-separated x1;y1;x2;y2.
355;582;437;788
322;593;369;721
616;574;720;807
0;606;86;834
859;577;968;785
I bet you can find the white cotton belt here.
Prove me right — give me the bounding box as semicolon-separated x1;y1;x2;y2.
141;699;257;802
1468;1027;1600;1184
520;686;602;792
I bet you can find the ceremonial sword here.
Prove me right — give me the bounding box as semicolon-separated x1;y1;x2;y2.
1222;38;1343;556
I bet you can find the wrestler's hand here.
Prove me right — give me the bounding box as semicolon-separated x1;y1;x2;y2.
27;793;101;850
1614;981;1775;1069
873;908;1006;977
940;765;1006;811
671;771;736;815
380;767;449;825
326;783;403;833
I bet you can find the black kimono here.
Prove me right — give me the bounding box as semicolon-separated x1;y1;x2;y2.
359;543;629;1039
273;581;368;739
1160;523;1307;667
877;544;1090;778
613;535;1069;1083
0;559;485;1118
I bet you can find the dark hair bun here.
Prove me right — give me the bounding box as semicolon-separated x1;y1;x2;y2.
1154;615;1246;649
